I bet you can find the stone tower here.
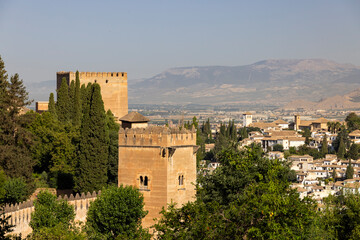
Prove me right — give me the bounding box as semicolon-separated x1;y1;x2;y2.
118;123;198;228
294;115;300;131
56;71;128;120
243;112;253;127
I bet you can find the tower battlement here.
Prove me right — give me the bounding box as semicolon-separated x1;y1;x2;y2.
119;126;196;147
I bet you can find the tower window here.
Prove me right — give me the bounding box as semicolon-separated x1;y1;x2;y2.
94;79;97;83
139;175;149;190
106;80;109;83
116;73;119;77
111;73;113;77
122;73;124;77
178;175;184;186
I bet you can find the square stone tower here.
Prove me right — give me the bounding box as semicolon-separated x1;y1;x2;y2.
56;71;128;120
118;125;198;228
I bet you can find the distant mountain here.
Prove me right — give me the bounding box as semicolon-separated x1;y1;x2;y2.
128;59;360;106
282;88;360;110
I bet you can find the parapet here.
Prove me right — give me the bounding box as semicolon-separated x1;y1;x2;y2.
119;126;196;147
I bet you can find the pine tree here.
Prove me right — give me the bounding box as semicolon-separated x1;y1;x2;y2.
48;92;57;117
75;83;108;192
337;137;346;159
321;134;328;156
56;77;70;123
72;71;82;126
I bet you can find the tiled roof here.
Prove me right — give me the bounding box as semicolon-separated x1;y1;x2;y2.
119;112;150;122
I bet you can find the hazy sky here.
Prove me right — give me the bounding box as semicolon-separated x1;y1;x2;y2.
0;0;359;85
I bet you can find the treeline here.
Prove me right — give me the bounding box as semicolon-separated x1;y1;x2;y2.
0;56;119;206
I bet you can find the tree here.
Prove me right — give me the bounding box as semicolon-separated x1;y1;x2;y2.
272;144;284;152
48;93;56;117
72;71;82;126
56;77;70;123
337;137;346;159
30;191;75;231
105;110;119;184
332;169;337;181
0;206;14;240
302;128;311;145
348;143;359;160
0;56;34;184
74;84;108;193
345;112;360;132
3;177;28;204
321;134;328;156
86;185;150;239
346;160;354;179
155;146;316;239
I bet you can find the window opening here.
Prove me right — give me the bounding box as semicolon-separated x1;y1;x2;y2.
94;79;97;83
106;80;109;83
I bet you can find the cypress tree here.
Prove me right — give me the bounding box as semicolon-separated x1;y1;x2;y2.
321;135;328;156
73;71;82;126
75;83;108;193
56;77;70;123
348;143;359;160
106;110;120;184
69;80;75;120
337;137;346;159
346;159;354;179
48;92;57;117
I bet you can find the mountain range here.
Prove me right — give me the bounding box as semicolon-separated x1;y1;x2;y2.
27;59;360;108
128;59;360;107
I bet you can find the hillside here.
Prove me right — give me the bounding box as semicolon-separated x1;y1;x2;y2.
282;88;360;110
128;59;360;105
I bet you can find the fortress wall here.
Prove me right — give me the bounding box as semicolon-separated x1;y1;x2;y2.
56;71;128;120
4;191;101;238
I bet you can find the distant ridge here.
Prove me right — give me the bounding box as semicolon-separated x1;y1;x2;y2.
128;59;360;105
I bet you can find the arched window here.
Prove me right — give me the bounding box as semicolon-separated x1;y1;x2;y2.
94;79;97;83
140;176;144;186
178;176;181;185
106;80;109;83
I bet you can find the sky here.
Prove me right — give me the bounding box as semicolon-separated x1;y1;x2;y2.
0;0;359;87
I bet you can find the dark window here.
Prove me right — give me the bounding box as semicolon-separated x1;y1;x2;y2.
144;176;148;186
94;79;97;83
106;80;109;83
116;73;119;77
111;73;113;77
122;73;124;77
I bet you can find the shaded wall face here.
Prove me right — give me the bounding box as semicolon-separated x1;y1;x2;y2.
166;147;197;206
118;146;168;228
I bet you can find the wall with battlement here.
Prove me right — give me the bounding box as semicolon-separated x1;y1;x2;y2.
56;71;128;120
119;126;196;147
4;191;101;238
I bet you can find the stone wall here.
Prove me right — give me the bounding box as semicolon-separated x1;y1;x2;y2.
4;191;101;238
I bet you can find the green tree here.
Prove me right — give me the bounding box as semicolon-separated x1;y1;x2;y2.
75;84;108;193
72;71;82;126
348;143;359;160
332;169;337;181
345;112;360;132
155;146;316;239
86;185;150;239
30;191;75;231
272;144;284;152
3;177;28;204
302;128;311;145
0;206;14;240
56;77;70;123
0;57;33;184
337;137;346;159
105;110;119;184
48;92;57;117
321;134;328;156
346;159;354;179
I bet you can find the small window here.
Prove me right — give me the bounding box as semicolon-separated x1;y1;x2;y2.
122;73;124;77
116;73;119;77
111;73;113;77
178;175;184;186
106;80;109;83
144;176;148;187
94;79;97;83
140;175;149;190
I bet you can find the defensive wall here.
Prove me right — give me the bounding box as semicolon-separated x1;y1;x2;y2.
4;191;101;238
56;71;128;120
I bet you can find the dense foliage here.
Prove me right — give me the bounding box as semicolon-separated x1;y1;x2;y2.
86;185;150;239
